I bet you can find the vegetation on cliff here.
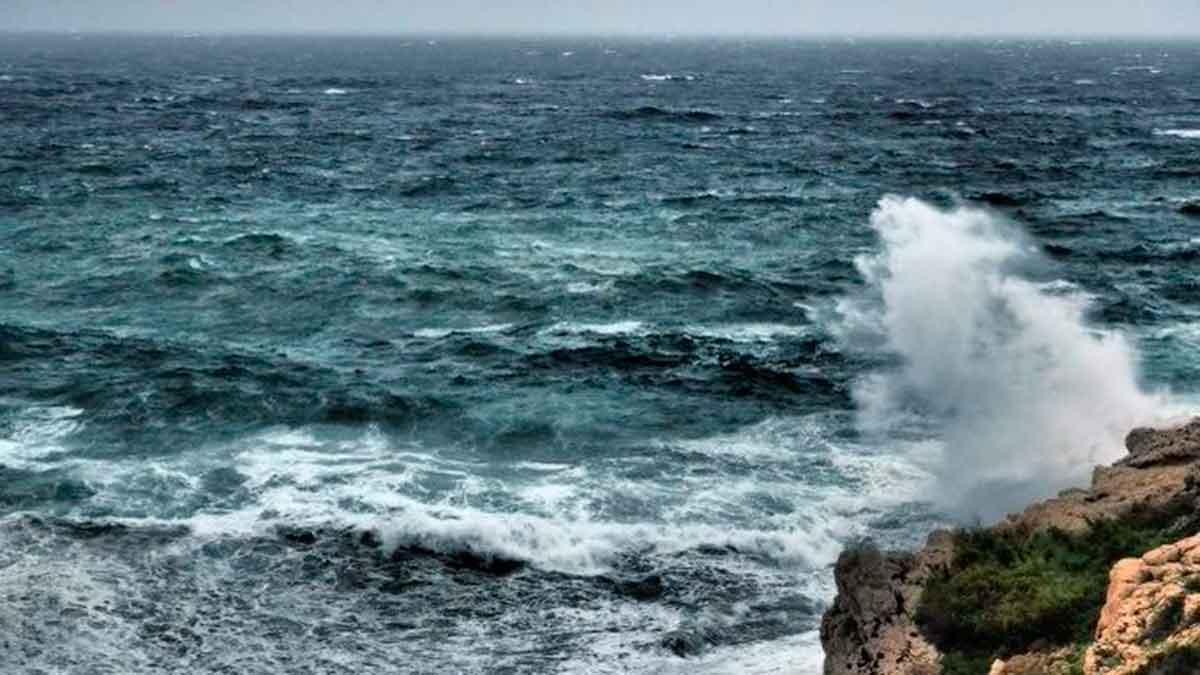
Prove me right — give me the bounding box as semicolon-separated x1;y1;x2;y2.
917;508;1199;674
820;421;1200;675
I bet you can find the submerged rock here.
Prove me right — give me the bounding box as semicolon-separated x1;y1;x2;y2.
661;629;708;658
613;574;666;601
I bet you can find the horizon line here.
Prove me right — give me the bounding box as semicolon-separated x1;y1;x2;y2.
5;28;1200;41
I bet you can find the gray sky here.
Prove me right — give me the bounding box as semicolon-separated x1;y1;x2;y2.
6;0;1198;36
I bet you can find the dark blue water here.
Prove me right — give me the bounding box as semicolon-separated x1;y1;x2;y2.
2;35;1200;673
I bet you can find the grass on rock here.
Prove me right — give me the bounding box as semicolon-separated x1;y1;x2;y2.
918;510;1196;674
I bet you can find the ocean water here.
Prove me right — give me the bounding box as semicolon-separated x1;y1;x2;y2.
2;35;1200;673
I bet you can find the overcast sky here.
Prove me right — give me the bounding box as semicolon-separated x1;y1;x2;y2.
6;0;1199;36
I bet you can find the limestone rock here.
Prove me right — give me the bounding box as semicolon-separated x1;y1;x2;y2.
1085;534;1200;675
999;461;1200;535
820;531;952;675
999;419;1200;536
821;418;1200;674
1121;419;1200;469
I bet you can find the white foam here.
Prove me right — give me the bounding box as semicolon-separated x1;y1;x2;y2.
510;239;645;277
1156;129;1200;139
683;323;810;343
641;73;695;82
672;416;818;462
541;320;645;337
566;280;614;295
649;630;824;674
413;323;513;339
0;401;943;671
840;196;1167;520
63;414;907;578
0;405;84;467
511;460;573;472
1151;322;1200;345
1115;65;1162;73
149;488;840;577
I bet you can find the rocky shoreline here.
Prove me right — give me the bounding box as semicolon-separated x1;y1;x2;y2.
821;419;1200;675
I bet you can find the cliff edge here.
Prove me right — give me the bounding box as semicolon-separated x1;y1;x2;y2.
822;419;1200;675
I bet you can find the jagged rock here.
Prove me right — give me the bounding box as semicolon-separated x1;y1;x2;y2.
821;418;1200;674
998;420;1200;536
1085;534;1200;674
820;532;952;675
999;460;1200;535
1121;419;1200;469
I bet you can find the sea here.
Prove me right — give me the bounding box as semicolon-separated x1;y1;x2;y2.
2;34;1199;673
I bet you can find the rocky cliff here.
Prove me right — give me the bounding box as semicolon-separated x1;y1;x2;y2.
822;419;1200;675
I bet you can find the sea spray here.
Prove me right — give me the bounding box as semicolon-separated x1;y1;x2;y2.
840;196;1165;520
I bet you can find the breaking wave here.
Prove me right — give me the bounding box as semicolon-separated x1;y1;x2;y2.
840;196;1170;520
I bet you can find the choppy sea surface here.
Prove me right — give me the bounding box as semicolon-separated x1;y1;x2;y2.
2;35;1200;673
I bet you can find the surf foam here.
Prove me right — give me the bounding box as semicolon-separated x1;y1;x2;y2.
841;196;1167;521
1155;129;1200;139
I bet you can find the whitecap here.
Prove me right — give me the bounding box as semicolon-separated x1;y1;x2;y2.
1149;322;1200;347
413;323;513;339
565;280;614;295
0;405;85;467
682;323;811;343
540;320;645;337
640;73;695;82
1155;129;1200;139
671;416;821;462
323;87;348;95
510;461;572;472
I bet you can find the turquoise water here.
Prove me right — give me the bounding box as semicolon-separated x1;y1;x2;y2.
2;35;1200;673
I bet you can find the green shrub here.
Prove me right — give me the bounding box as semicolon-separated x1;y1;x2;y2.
940;651;994;675
917;515;1186;664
